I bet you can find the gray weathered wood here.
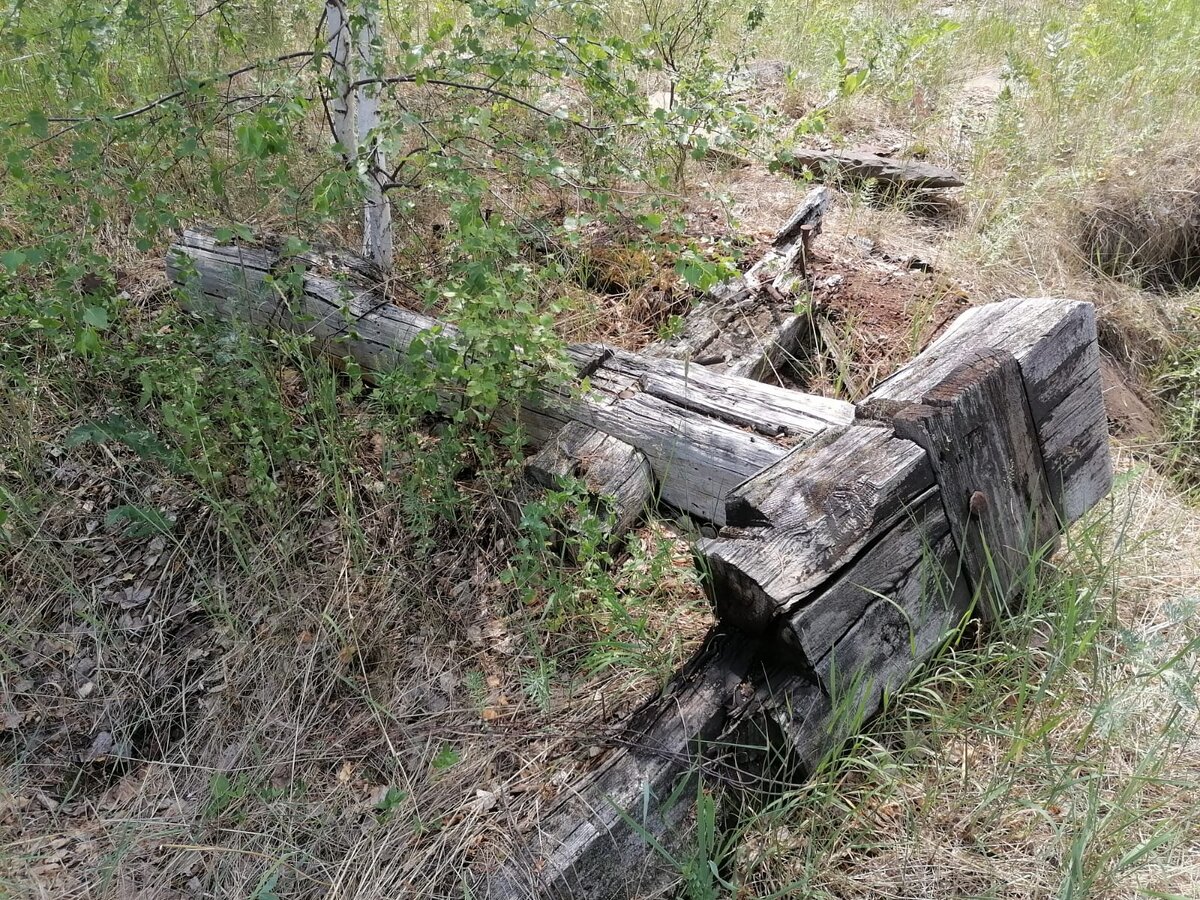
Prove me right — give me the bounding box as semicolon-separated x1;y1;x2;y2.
168;229;850;526
863;349;1057;620
479;631;759;900
781;488;948;669
638;356;853;439
725;666;832;779
483;297;1113;899
559;390;789;525
168;229;447;374
810;497;970;712
866;298;1111;524
525;421;653;540
786;148;964;191
735;500;969;779
700;424;935;634
646;187;831;380
171;229;1116;900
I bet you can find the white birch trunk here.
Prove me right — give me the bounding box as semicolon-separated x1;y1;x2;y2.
324;0;393;270
353;1;392;271
324;1;356;155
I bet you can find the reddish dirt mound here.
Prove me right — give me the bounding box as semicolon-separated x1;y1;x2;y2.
804;250;971;398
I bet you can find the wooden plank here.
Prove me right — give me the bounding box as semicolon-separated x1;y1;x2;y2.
866;298;1111;524
698;424;935;634
785;148;964;191
866;349;1057;620
568;391;787;525
636;357;854;439
521;348;853;526
781;488;945;667
503;378;789;526
168;229;452;375
478;631;759;900
810;499;971;712
725;666;832;780
719;498;969;781
525;421;653;541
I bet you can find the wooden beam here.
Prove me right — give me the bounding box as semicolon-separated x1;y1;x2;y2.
862;349;1057;619
637;356;853;439
646;187;831;380
785;148;964;191
479;631;760;900
523;421;654;548
166;229;447;374
700;424;936;635
167;229;852;527
701;299;1110;646
865;298;1111;524
169;230;1114;900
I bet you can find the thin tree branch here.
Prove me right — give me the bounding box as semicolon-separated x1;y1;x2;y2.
352;75;612;133
9;50;323;131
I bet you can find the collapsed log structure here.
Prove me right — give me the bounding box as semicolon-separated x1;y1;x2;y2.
646;186;831;380
166;195;1112;899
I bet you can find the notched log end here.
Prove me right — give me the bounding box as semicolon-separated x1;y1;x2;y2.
695;534;780;636
855;397;907;423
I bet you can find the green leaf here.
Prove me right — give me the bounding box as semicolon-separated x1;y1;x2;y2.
374;786;407;812
250;871;280;900
105;504;173;537
1;250;25;270
66;415;177;467
281;237;309;256
26;110;48;139
75;327;101;355
83;306;109;329
637;212;664;232
431;743;461;771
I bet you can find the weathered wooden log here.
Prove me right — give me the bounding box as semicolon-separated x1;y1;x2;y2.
637;357;851;439
863;349;1057;620
531;186;840;523
521;351;851;525
166;229;450;375
167;230;853;527
524;421;653;541
169;229;1113;900
786;148;964;191
481;631;759;899
702;297;1110;641
647;187;832;380
863;297;1111;524
480;479;971;899
498;294;1106;899
810;492;970;710
486;294;1112;898
703;423;936;636
519;183;846;531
